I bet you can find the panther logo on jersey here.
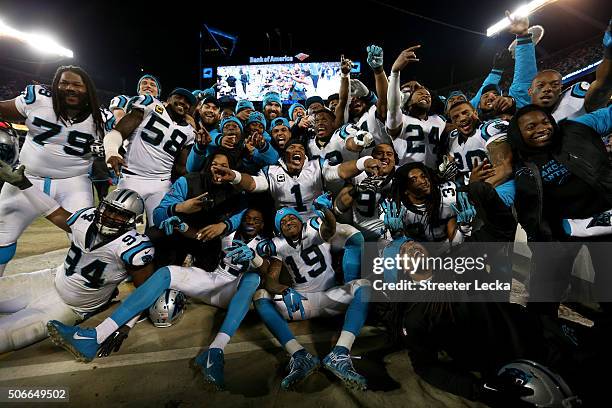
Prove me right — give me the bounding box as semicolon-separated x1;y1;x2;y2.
277;174;285;183
155;105;164;114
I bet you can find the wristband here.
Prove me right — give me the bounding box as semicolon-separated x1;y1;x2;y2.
250;254;263;269
103;129;123;161
230;170;242;185
356;156;373;171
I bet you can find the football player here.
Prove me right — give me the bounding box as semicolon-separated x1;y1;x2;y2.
108;74;161;122
0;161;154;353
386;47;447;169
269;117;292;151
46;209;268;391
0;121;19;190
509;13;612;120
103;88;196;225
447;101;488;182
334;143;397;241
0;65;113;276
390;162;467;245
255;202;371;390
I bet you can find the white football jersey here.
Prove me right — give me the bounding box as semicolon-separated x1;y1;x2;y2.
109;95;131;112
402;181;457;242
552;81;589;122
307;124;363;165
393;114;446;169
350;172;393;240
54;207;154;313
14;85;113;178
258;158;338;218
354;105;392;145
270;218;335;293
124;95;195;178
448;125;488;177
216;232;265;279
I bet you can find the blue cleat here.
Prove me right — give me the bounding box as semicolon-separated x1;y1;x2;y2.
280;349;320;390
194;348;225;390
46;320;99;363
322;346;367;390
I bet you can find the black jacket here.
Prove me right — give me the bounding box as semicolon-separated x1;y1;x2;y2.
509;111;612;241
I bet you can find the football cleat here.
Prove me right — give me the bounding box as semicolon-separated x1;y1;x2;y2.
47;320;99;363
280;349;320;390
322;346;367;390
194;348;225;390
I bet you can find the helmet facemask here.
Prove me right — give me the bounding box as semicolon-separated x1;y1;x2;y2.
95;200;139;236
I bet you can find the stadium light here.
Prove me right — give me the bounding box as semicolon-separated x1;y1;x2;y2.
486;0;558;37
0;18;73;58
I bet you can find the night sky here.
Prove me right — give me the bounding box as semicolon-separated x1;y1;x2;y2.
1;0;610;97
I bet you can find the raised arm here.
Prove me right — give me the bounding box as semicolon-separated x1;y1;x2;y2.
386;46;421;138
334;56;353;128
584;18;612;112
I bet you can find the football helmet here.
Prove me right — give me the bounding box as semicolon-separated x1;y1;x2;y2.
95;189;144;236
149;289;187;328
490;360;581;408
0;121;19;166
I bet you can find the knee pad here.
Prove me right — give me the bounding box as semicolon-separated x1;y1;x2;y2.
331;223;362;249
253;288;272;302
0;319;46;353
349;279;372;296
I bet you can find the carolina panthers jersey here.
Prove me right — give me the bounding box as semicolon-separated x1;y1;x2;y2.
351;172;393;240
354;105;391;145
215;232;265;279
14;85;113;178
259;158;328;218
123;95;195;178
448;125;488;178
393;114;446;169
269;218;335;293
54;207;154;313
402;181;457;242
552;81;589;122
109;95;131;112
307;124;362;165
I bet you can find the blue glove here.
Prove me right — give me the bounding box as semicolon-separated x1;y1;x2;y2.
366;45;384;70
312;192;333;218
450;192;476;224
224;240;255;264
282;287;307;320
381;199;406;233
158;216;188;236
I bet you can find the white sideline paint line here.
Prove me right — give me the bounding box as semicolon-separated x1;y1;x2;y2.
0;328;381;382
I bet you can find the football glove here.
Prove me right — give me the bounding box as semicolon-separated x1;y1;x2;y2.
381;199;406;234
159;216;188;236
91;140;105;158
97;324;131;358
224;240;255;264
366;45;384;70
355;175;386;195
450;191;476;224
282;287;307;320
312;192;333;218
353;130;374;147
0;160;31;189
438;155;459;180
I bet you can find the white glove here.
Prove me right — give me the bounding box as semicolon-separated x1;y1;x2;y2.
353;130;374;147
350;79;369;99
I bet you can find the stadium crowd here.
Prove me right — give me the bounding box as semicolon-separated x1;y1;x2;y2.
1;11;612;408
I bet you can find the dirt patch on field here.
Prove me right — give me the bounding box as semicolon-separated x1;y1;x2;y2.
14;217;69;259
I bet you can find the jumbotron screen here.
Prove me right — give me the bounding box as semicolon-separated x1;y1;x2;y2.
216;61;352;102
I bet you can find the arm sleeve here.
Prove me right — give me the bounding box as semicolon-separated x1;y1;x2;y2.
152;177;189;227
470;69;503;108
186;144;208;173
252;141;280;166
570;105;612;136
386;72;403;130
509;34;537;109
322;160;342;183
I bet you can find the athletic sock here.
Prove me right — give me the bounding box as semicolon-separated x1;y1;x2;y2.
335;330;356;351
342;232;364;282
209;332;231;351
96;318;119;344
340;285;371;346
218;273;260;337
254;297;298;352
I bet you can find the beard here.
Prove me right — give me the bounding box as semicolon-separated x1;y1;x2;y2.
57;89;88;113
